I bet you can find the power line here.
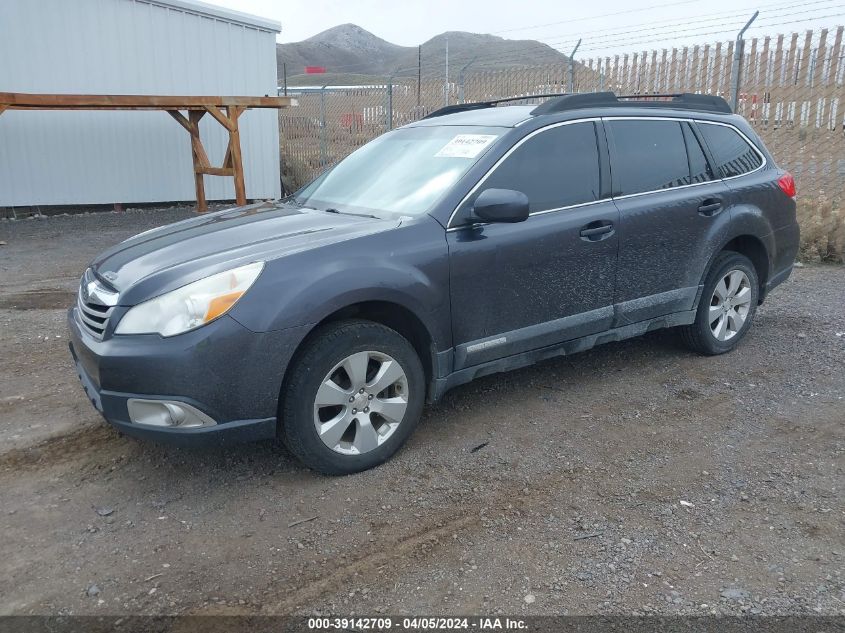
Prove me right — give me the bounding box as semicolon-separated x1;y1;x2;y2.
576;11;845;53
527;0;837;45
437;5;842;68
435;3;838;68
492;0;701;35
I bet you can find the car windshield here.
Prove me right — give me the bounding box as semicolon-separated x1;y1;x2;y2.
293;125;505;218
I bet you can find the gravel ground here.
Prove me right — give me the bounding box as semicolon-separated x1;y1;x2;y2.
0;208;843;617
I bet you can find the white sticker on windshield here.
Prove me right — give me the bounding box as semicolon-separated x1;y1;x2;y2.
435;134;498;158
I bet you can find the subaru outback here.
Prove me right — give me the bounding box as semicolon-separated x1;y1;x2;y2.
68;92;799;474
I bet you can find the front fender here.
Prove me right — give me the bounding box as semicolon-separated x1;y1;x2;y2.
228;218;451;350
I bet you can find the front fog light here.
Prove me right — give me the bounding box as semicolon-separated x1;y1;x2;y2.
127;399;217;428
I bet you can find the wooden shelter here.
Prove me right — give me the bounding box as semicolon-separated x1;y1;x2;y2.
0;92;296;212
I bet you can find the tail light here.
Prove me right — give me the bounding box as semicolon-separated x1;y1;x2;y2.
777;172;796;198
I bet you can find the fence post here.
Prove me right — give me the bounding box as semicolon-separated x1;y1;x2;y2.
568;39;582;93
458;58;477;103
730;11;759;112
319;86;327;168
386;81;393;131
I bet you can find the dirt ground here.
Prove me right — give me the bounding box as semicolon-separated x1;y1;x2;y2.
0;208;843;617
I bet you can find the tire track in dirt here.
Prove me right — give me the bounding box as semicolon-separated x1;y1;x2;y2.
247;462;594;614
0;423;119;472
189;392;750;615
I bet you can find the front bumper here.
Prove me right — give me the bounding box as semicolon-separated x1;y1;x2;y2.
67;307;311;446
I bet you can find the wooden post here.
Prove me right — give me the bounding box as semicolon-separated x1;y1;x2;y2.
0;105;7;116
227;106;246;207
188;110;208;212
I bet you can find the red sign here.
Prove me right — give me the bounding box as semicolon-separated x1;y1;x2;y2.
305;66;326;74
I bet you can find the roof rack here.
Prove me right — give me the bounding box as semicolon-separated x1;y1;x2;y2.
422;91;733;121
531;92;732;115
423;94;571;119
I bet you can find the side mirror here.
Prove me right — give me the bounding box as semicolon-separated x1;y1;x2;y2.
472;188;530;223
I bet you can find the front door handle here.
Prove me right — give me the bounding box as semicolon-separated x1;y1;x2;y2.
580;221;615;241
698;199;723;216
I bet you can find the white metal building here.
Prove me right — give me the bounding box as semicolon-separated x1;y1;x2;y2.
0;0;281;206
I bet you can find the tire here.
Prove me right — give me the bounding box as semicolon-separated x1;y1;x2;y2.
680;251;760;355
279;319;425;475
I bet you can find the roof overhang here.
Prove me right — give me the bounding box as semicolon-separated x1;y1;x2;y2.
140;0;281;33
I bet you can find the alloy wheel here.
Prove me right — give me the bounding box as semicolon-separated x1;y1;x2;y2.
313;351;409;455
709;269;752;341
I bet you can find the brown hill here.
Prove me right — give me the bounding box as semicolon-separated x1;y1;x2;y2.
277;24;569;86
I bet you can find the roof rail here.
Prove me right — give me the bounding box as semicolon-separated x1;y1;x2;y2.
531;92;732;115
423;93;571;119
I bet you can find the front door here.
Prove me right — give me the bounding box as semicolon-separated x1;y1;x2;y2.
447;120;619;370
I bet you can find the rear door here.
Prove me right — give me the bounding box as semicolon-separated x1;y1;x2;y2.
605;117;732;324
447;120;619;370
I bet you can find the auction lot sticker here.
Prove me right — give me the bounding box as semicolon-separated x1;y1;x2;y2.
435;134;498;158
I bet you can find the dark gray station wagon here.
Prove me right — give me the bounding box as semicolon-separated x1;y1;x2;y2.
69;92;799;474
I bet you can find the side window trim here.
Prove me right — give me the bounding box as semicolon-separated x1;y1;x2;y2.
694;119;767;181
603;116;767;201
596;119;613;200
680;121;715;184
688;120;720;179
446;117;604;230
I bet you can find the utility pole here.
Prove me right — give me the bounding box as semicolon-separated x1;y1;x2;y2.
444;35;449;107
730;11;759;113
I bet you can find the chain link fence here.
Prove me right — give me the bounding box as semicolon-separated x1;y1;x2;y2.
280;26;845;261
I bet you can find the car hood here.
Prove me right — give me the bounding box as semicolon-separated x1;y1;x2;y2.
91;201;400;300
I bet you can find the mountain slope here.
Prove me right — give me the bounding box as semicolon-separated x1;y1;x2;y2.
277;24;568;85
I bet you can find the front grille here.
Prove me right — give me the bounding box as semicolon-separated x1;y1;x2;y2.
76;270;118;339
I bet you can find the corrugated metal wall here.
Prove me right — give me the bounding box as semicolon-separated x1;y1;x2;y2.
0;0;281;206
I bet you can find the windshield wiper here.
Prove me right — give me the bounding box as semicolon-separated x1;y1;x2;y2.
324;208;380;219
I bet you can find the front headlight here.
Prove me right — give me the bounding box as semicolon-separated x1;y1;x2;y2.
115;262;264;337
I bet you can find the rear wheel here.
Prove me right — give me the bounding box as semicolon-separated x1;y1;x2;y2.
280;319;425;475
680;251;759;355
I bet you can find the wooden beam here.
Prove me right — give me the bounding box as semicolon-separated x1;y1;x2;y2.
188;110;208;213
0;105;7;116
196;166;235;177
0;92;295;110
203;105;235;131
187;111;210;170
167;109;193;133
227;106;247;207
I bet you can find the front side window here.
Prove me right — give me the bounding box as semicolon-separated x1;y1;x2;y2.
294;125;505;218
608;120;693;195
698;122;763;178
463;121;601;215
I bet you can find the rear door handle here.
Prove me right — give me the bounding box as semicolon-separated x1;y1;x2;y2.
698;199;723;216
579;221;615;241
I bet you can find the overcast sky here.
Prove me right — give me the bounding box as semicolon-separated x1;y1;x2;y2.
210;0;844;57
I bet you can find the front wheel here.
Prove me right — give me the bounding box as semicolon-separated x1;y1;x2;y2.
279;319;425;475
680;251;760;355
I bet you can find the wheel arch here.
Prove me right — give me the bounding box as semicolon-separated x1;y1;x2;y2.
722;234;770;294
282;300;440;404
699;233;772;306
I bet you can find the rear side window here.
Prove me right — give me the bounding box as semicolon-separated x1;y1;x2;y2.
608;120;694;195
477;121;600;212
698;122;763;178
